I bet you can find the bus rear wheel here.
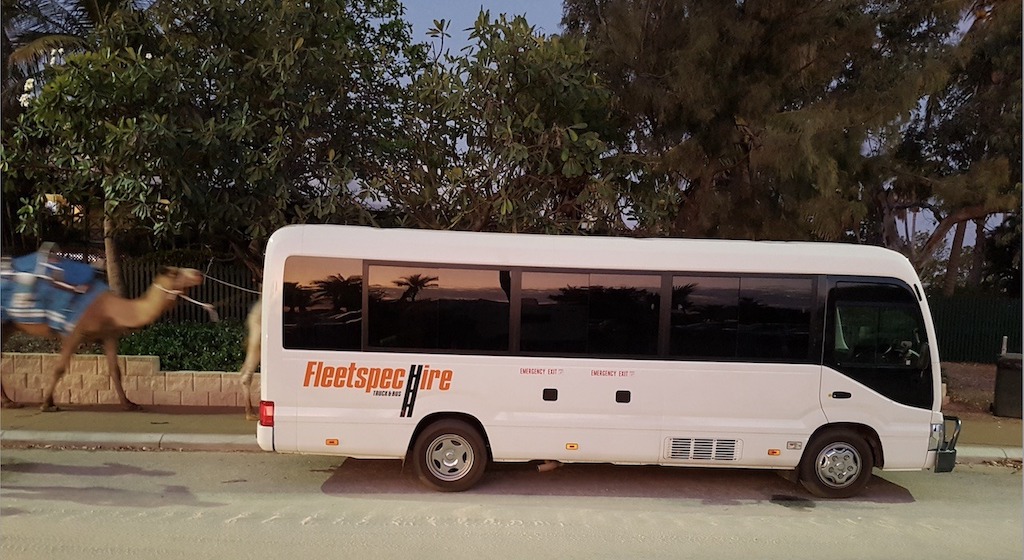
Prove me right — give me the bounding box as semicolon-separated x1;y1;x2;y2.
412;419;487;492
798;428;874;499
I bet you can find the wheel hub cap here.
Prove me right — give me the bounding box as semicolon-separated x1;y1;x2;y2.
427;435;474;482
816;443;862;488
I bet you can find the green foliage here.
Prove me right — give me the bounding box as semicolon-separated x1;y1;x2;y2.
2;332;68;354
983;213;1022;297
2;1;147;120
562;0;967;240
3;0;423;273
889;1;1022;272
124;248;232;268
117;321;246;372
3;0;1020;297
3;321;247;371
375;12;626;233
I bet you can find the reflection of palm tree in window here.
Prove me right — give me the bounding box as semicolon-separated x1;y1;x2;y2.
394;274;439;302
283;282;314;313
672;284;697;312
548;286;588;304
312;274;362;313
368;286;387;303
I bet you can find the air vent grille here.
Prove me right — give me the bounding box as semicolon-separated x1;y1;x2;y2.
666;438;740;461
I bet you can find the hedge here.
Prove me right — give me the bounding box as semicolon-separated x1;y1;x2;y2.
4;321;246;372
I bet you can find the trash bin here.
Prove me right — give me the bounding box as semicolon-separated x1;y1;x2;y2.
992;353;1022;418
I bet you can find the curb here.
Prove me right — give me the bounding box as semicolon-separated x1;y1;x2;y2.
0;430;260;452
956;444;1023;462
1;430;1018;462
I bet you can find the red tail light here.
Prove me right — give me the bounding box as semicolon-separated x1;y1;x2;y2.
259;400;275;427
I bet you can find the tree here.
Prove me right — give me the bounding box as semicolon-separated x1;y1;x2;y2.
312;274;362;313
372;12;626;234
2;0;423;281
4;5;161;293
394;274;438;302
2;0;149;258
283;282;313;313
982;213;1021;297
3;0;147;117
887;0;1021;292
562;0;967;240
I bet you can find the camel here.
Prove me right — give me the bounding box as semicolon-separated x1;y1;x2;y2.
1;263;204;412
238;297;261;420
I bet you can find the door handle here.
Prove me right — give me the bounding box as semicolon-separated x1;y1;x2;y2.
830;391;852;399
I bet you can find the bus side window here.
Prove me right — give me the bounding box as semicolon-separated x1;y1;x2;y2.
281;256;363;351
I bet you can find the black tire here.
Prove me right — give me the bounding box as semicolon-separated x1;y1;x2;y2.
411;419;487;492
798;428;875;499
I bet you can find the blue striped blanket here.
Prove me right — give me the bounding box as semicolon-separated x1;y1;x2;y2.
1;252;107;335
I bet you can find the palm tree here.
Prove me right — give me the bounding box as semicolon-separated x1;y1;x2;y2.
4;1;146;107
283;282;314;313
312;274;363;312
394;274;439;302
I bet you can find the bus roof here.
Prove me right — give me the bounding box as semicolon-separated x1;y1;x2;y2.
266;225;922;286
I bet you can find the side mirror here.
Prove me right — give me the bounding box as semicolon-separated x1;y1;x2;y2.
916;342;931;370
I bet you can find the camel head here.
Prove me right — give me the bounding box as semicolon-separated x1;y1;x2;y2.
155;266;205;293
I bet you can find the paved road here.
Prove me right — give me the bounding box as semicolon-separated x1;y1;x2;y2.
1;449;1020;560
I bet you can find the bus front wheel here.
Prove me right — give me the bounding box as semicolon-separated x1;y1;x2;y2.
412;419;487;492
798;428;874;499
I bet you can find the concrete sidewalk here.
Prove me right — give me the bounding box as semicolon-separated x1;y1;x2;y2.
0;405;1021;461
0;405;260;452
950;412;1024;461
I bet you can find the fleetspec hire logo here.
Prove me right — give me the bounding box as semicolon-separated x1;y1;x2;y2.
303;361;453;417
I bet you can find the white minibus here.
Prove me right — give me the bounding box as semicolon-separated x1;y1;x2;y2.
256;225;960;498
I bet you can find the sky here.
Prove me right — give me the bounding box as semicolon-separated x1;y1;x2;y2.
402;1;564;45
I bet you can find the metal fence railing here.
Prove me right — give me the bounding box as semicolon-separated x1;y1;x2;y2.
929;295;1022;364
124;262;259;324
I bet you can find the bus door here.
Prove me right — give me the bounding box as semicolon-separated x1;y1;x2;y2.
819;279;935;465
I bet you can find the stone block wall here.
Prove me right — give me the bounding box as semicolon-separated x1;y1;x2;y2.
0;353;259;407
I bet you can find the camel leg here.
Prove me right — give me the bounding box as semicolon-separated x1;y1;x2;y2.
240;370;256;421
0;325;22;408
104;337;140;411
240;300;261;421
239;335;259;421
0;384;20;408
41;332;82;412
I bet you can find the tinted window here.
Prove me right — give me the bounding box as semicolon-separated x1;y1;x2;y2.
834;305;923;366
368;266;510;352
671;276;813;362
827;281;932;409
520;272;660;356
737;277;814;361
282;256;363;350
589;274;660;356
520;272;589;353
671;276;739;358
830;283;926;367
